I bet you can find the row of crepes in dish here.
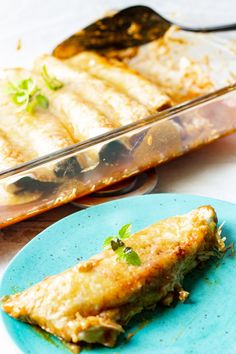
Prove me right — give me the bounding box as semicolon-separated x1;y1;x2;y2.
0;51;170;170
0;51;173;203
0;48;234;206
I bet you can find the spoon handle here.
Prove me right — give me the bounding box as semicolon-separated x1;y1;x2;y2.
179;23;236;33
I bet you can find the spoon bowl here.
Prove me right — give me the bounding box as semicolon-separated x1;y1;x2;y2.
54;5;236;59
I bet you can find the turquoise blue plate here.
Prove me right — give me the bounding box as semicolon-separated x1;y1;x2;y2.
1;194;236;354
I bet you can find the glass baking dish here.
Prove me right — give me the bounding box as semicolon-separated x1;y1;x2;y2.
0;27;236;228
0;83;236;228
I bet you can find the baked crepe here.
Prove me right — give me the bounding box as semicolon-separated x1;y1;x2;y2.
66;51;171;111
0;69;75;158
0;69;88;179
0;129;42;204
1;206;225;347
0;129;26;171
34;55;149;126
33;72;116;142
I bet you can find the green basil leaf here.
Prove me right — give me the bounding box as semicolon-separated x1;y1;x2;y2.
12;92;28;105
102;223;141;266
123;247;141;266
35;94;49;109
48;77;64;91
6;78;48;113
26;99;37;114
103;236;115;250
41;65;63;91
115;246;126;260
18;78;35;93
119;223;132;239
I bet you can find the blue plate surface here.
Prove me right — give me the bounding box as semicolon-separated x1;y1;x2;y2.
1;194;236;354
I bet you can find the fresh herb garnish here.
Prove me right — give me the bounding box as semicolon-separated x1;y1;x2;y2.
41;65;63;91
102;236;116;250
116;246;141;266
118;223;132;239
103;224;141;266
6;78;49;113
103;223;131;249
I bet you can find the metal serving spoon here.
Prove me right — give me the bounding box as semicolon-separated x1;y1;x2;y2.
53;5;236;59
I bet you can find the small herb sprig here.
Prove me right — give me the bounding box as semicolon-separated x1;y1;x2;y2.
103;224;141;266
41;65;63;91
6;78;49;113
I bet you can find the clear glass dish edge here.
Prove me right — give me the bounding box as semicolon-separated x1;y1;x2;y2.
0;83;235;181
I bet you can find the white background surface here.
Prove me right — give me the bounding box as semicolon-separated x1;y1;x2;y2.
0;1;236;353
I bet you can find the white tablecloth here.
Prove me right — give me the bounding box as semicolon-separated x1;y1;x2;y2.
0;1;236;352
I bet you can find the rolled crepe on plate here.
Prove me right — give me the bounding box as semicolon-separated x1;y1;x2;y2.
1;206;225;347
